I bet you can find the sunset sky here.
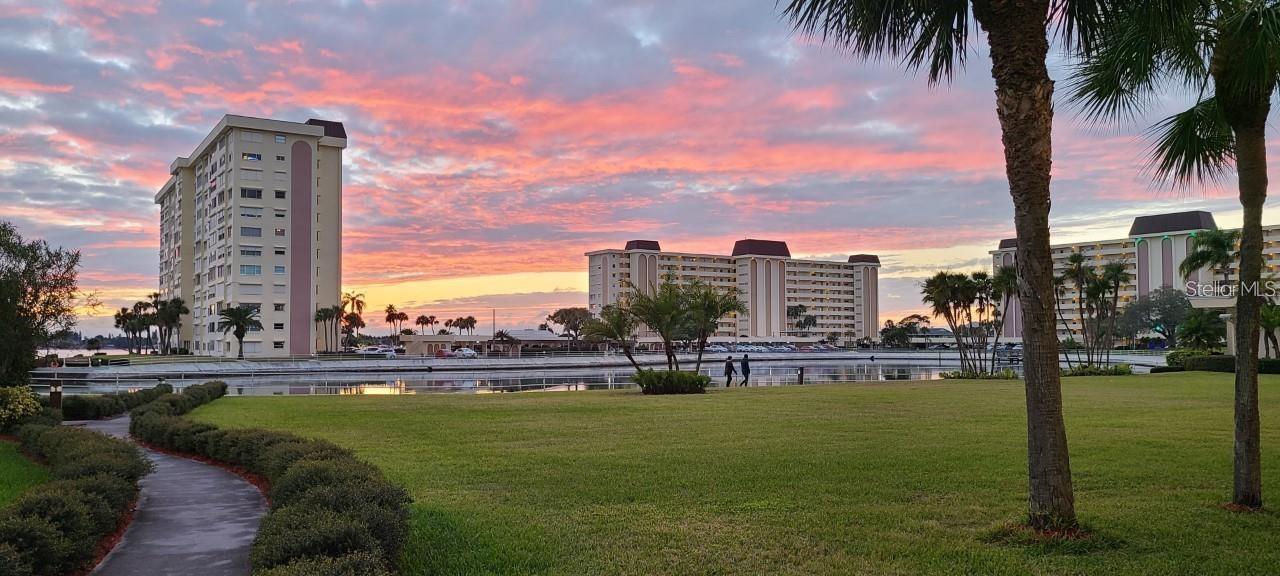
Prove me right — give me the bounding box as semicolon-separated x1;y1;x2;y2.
1;1;1270;337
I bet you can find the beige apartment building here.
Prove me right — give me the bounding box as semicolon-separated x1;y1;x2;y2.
990;210;1280;341
156;115;345;357
586;239;880;343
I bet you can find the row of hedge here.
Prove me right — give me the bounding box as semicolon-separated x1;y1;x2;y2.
1;420;150;576
1173;354;1280;374
129;381;410;576
61;383;174;420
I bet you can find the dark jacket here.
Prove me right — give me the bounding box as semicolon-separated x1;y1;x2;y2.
741;358;751;373
724;360;736;375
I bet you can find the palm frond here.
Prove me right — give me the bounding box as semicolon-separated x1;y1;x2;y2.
1215;2;1280;103
1144;96;1235;188
780;0;974;85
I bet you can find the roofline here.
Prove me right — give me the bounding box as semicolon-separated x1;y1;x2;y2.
170;114;347;173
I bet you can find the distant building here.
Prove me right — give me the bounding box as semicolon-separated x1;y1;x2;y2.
989;210;1280;342
156;115;346;357
586;239;880;343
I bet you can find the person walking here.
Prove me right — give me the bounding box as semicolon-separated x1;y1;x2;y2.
740;354;751;386
723;356;736;387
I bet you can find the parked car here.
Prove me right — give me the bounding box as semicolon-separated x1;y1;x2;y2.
705;345;729;353
455;347;478;359
928;344;950;350
435;348;455;358
357;346;396;358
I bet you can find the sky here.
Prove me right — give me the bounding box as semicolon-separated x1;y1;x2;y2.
1;0;1275;338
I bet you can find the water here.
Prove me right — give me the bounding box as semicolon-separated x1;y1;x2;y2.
208;362;982;396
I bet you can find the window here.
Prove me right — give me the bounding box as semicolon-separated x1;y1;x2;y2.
273;323;285;330
240;265;262;276
241;131;264;143
241;169;262;181
241;283;262;295
240;227;262;237
274;134;287;144
240;207;262;219
242;153;262;162
274;210;286;218
273;341;285;349
274;265;286;274
275;190;287;199
240;248;262;257
273;303;285;312
241;188;263;199
273;284;287;294
274;248;286;256
276;155;285;161
274;228;286;237
274;171;287;182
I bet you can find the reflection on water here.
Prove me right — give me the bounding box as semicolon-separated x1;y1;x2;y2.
215;363;1002;396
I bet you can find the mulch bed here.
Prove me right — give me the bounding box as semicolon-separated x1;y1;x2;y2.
134;439;272;505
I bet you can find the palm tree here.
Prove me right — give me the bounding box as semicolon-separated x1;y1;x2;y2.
1180;229;1241;289
581;305;643;371
443;319;454;334
342;312;365;346
684;281;748;373
990;265;1019;373
623;278;687;371
315;307;335;353
921;272;974;371
158;298;189;355
1261;303;1280;359
1071;1;1278;510
1100;261;1131;363
342;291;366;316
1064;252;1094;365
783;0;1102;529
415;315;430;335
384;305;399;337
218;305;262;360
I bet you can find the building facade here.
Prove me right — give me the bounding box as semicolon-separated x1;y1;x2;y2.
988;210;1280;341
155;115;345;357
586;239;880;343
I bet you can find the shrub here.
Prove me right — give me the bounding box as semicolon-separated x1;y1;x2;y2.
285;483;411;559
0;543;31;576
10;492;99;546
1184;355;1235;373
250;506;383;571
632;370;710;394
255;440;349;480
1149;365;1185;373
0;387;41;433
1062;364;1132;377
939;369;1019;380
59;383;173;421
1165;348;1212;368
256;551;393;576
0;515;75;576
270;459;384;506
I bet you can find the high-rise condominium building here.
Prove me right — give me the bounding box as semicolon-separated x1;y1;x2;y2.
990;210;1280;341
156;115;345;357
586;240;880;343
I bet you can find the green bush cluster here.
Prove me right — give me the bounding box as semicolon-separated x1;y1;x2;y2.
1149;365;1185;373
1182;355;1236;372
939;369;1019;380
0;424;149;576
1165;348;1212;368
632;370;710;394
1061;364;1133;377
128;381;410;575
60;383;174;421
0;387;41;432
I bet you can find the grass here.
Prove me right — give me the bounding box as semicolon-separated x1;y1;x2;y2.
0;441;48;506
191;373;1280;575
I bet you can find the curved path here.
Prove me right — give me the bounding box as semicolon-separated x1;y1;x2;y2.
73;416;266;576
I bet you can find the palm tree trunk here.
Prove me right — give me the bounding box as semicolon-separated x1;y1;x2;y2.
1229;119;1267;509
976;0;1076;529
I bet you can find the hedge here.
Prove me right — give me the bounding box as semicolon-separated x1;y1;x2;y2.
1149;365;1185;373
128;381;411;575
632;370;710;394
1180;355;1280;374
0;423;149;576
61;383;174;421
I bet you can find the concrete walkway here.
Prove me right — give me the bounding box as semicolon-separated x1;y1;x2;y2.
74;416;266;576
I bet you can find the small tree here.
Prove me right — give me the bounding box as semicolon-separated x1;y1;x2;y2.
1179;309;1226;351
219;305;263;360
683;280;747;373
581;305;642;371
546;308;591;345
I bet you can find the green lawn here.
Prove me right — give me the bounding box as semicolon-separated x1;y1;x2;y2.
0;441;48;506
192;373;1280;575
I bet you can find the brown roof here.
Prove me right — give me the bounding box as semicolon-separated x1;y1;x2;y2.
305;119;347;139
998;238;1018;250
1128;211;1216;236
623;240;661;251
847;254;880;264
731;239;791;257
